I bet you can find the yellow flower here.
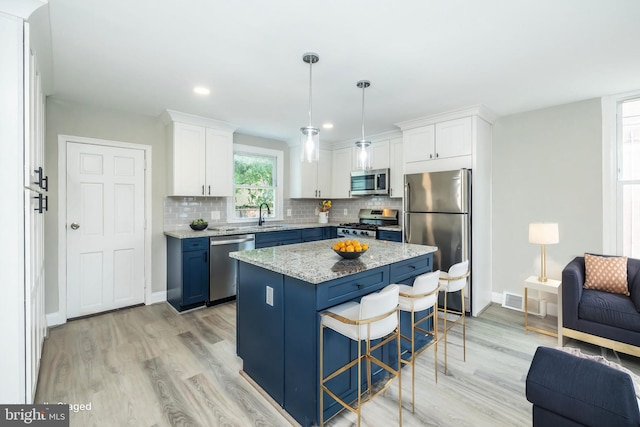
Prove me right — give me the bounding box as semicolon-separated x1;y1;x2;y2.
319;200;331;212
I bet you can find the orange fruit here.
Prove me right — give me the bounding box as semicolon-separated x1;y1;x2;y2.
332;243;341;251
346;245;355;252
344;240;352;246
354;245;362;252
362;243;369;251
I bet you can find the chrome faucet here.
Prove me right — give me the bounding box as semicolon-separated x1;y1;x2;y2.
258;203;271;226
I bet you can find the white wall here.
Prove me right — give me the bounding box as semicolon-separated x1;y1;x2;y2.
491;98;603;302
44;98;166;314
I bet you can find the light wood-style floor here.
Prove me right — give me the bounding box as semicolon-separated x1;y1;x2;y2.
35;302;640;427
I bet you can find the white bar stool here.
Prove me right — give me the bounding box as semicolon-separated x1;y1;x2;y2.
438;260;470;374
397;270;440;413
319;284;402;427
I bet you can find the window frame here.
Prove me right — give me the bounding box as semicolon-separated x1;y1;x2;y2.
227;144;284;223
602;89;640;255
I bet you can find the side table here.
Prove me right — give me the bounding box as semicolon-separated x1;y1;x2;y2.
524;275;562;346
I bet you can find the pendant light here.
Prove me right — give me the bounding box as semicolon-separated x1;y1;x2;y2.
300;52;320;163
355;80;372;170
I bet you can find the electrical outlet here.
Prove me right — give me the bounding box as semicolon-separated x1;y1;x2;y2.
211;211;221;220
266;286;274;306
343;209;348;216
287;209;292;217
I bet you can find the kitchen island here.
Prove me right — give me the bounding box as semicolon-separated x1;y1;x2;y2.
230;239;437;426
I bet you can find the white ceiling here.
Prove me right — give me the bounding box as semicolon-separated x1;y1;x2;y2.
44;0;640;145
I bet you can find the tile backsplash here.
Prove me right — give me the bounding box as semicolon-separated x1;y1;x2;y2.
163;196;402;230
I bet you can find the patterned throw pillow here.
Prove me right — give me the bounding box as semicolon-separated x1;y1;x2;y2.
584;254;629;296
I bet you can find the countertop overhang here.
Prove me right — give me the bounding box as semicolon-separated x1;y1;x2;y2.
230;239;436;284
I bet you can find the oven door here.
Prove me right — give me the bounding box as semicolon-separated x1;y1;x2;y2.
350;168;389;196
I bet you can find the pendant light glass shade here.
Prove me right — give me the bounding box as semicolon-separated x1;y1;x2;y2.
300;53;320;163
355;80;372;170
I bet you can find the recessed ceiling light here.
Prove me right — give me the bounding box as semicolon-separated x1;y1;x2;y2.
322;123;334;129
193;86;210;95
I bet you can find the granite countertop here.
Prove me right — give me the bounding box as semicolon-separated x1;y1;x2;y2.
164;222;341;239
229;239;436;284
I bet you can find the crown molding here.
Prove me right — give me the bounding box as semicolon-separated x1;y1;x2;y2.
1;0;47;19
160;109;238;133
395;104;498;131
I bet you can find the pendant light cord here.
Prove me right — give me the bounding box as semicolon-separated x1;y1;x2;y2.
308;58;313;127
361;84;366;141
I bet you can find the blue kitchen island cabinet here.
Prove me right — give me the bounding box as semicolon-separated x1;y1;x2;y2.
231;239;436;426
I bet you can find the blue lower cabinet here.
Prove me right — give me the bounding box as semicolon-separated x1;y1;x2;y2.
377;229;402;242
301;227;324;242
166;236;209;312
255;229;302;248
237;263;284;405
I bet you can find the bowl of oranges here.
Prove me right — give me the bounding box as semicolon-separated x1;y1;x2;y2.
332;239;369;259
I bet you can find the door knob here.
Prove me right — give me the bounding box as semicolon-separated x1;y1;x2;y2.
70;222;80;230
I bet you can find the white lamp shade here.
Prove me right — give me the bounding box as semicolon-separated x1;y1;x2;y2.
529;223;559;245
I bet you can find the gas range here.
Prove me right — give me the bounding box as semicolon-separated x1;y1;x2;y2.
336;208;399;240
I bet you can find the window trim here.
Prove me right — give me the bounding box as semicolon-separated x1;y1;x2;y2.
227;144;284;223
602;89;640;254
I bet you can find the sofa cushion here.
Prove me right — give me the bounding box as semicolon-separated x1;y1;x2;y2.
584;254;629;296
579;289;640;332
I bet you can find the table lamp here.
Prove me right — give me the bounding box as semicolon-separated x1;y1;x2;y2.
529;223;559;282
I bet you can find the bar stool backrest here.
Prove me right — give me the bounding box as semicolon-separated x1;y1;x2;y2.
444;260;469;293
359;284;399;340
412;270;440;295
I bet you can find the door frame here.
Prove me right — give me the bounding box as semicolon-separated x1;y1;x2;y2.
57;135;152;323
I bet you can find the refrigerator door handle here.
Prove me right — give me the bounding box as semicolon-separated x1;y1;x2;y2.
404;181;410;211
404;212;411;243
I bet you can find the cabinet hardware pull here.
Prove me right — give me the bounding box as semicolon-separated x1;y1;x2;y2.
318;190;321;197
208;185;211;195
436;153;439;158
356;284;364;289
202;185;205;195
429;154;433;159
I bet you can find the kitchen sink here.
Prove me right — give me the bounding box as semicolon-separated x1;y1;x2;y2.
208;224;290;232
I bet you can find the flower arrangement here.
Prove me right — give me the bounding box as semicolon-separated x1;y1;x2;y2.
319;200;332;212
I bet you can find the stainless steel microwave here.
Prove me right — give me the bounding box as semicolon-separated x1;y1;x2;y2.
350;168;390;196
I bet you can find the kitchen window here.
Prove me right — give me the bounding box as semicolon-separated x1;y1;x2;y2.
228;144;283;222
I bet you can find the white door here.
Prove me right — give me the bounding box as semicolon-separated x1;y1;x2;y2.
66;142;145;318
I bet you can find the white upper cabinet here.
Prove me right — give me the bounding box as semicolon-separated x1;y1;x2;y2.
290;147;331;199
205;128;233;197
331;146;353;199
435;117;472;159
389;137;403;198
370;140;390;169
403;125;435;162
163;110;236;197
402;117;473;165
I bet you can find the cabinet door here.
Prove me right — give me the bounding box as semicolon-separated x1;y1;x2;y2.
331;147;353;199
182;249;209;305
403;125;435;163
205;128;233;197
435;117;472;159
389;137;403;198
299;159;319;198
316;148;331;198
171;122;206;196
370;140;390;169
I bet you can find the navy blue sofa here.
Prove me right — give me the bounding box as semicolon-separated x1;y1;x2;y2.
526;346;640;427
562;255;640;357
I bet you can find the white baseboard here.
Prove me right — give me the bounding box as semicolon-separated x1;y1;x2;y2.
491;291;502;304
148;290;167;304
46;311;66;327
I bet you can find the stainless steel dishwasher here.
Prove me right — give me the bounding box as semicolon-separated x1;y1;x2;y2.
208;234;255;304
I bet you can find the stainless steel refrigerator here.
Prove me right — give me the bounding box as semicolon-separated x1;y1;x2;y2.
404;169;471;313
